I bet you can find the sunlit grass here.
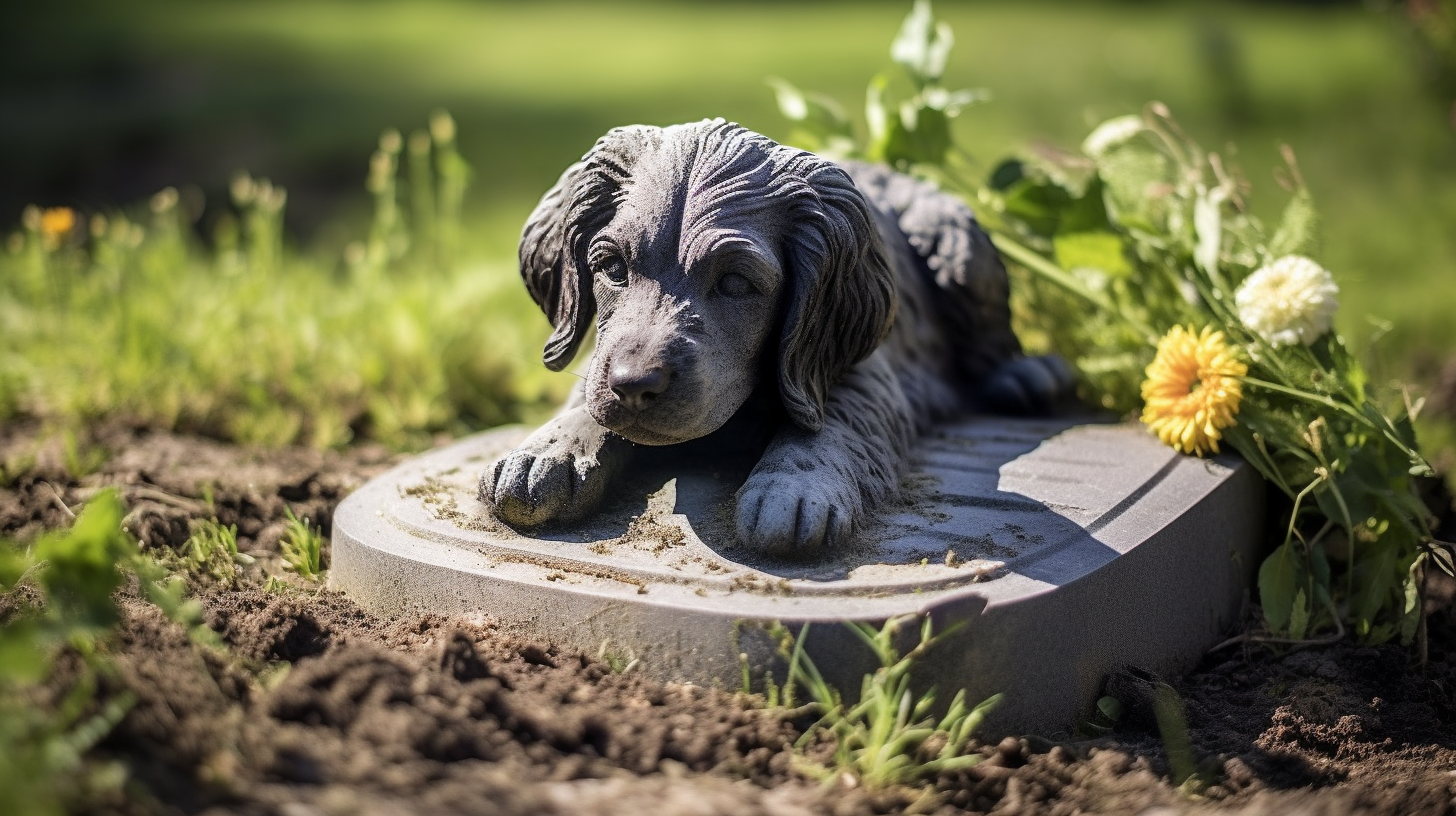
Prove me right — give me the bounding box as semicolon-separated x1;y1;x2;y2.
179;517;249;588
746;616;1000;789
280;507;324;580
0;115;568;450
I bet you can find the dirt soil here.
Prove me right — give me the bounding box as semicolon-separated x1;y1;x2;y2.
3;422;1456;816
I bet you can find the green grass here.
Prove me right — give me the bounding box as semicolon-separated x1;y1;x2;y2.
179;517;250;588
2;1;1454;457
750;616;1000;789
0;114;565;449
280;508;324;580
0;491;192;816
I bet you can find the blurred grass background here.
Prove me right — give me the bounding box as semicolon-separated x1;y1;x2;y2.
2;0;1454;461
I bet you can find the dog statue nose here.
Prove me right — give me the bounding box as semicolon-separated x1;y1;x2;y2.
609;364;670;410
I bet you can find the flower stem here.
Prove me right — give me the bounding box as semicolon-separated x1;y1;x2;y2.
990;233;1159;343
1239;376;1423;463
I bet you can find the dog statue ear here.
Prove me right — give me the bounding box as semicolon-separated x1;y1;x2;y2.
777;160;897;431
520;126;657;371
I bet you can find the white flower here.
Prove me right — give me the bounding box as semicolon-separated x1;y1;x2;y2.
1082;115;1145;157
1234;255;1339;346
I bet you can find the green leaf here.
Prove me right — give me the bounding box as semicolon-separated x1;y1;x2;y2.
1400;560;1422;645
1096;695;1125;723
1258;542;1303;632
767;78;854;155
1000;176;1075;237
1054;231;1132;279
1268;188;1318;259
1095;145;1172;231
1193;187;1225;276
1351;534;1400;633
890;0;953;87
923;86;990;116
865;75;890;160
989;159;1025;191
34;490;134;631
1289;588;1310;640
1309;539;1333;616
1363;622;1397;644
898;101;952;165
0;546;32;590
0;622;47;683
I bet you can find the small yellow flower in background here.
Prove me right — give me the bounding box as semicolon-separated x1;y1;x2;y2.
1234;255;1339;347
1142;325;1247;456
40;207;76;247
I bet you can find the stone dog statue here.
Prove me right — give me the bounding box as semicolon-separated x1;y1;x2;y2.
480;119;1072;557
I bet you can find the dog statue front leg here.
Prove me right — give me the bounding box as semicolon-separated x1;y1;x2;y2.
481;405;635;528
736;356;914;557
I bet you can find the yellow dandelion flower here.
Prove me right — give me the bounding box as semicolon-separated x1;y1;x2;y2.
40;207;76;242
1141;325;1247;456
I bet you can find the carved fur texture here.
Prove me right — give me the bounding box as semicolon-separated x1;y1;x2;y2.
481;120;1072;557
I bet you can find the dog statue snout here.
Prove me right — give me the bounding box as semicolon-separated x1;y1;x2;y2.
608;364;670;410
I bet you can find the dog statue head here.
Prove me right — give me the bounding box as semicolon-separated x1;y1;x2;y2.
519;119;896;446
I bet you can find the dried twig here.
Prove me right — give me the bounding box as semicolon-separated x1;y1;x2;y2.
42;481;76;520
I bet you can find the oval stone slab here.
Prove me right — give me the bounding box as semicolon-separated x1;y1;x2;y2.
331;417;1262;736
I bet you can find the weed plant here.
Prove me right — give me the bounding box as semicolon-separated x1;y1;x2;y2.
178;517;251;588
0;490;216;816
0;113;565;450
753;616;1000;789
279;508;324;580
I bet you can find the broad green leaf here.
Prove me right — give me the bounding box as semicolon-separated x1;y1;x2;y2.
1001;177;1074;238
1268;188;1318;259
1351;533;1400;632
1258;542;1303;632
1054;232;1132;279
1059;176;1115;235
899;101;952;165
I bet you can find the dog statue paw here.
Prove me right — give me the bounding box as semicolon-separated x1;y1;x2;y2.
735;461;859;556
480;407;629;528
481;119;1074;557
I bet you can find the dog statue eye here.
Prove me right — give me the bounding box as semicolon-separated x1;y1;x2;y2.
594;256;628;285
715;272;757;297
